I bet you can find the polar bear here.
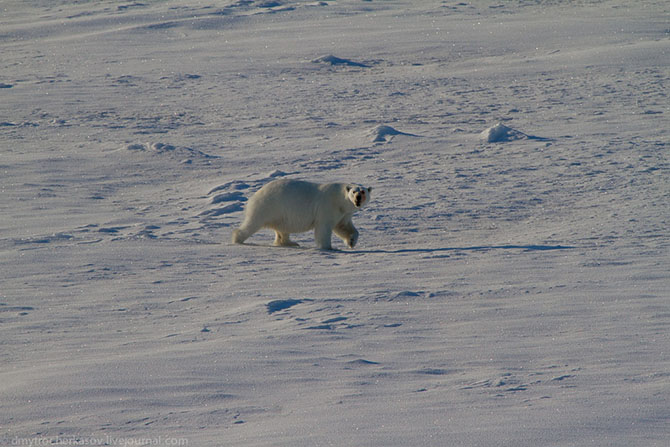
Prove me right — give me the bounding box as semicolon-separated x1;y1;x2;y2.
232;179;372;250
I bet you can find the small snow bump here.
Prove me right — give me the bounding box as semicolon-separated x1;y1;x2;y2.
151;142;176;152
551;374;574;382
266;299;302;314
480;123;527;143
393;290;424;299
346;359;380;367
322;316;347;324
416;368;452;376
479;123;550;143
267;169;287;178
258;0;282;7
208;181;251;195
313;55;369;68
368;124;419;143
210;191;246;204
199;203;243;217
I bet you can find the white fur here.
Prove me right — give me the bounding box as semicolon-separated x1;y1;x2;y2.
232;179;372;250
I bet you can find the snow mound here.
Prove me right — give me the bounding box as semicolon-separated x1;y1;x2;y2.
266;169;287;178
313;55;369;68
479;123;529;143
266;299;302;314
209;191;246;205
198;202;243;217
368;124;419;143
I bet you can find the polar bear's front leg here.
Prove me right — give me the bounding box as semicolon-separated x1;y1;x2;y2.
334;217;358;248
314;223;334;250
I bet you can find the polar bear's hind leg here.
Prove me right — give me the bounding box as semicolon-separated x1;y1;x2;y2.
274;231;299;247
232;228;245;244
232;219;263;244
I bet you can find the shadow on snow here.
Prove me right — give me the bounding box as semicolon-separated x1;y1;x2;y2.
353;244;575;255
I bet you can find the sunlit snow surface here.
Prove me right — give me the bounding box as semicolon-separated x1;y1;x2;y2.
1;1;668;446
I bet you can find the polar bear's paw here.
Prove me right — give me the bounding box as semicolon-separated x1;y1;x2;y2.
274;232;299;247
347;231;359;249
274;240;300;247
232;228;245;244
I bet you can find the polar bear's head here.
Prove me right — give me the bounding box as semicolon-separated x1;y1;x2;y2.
346;185;372;208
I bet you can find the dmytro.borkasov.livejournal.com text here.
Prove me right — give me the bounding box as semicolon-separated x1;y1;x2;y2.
8;436;188;446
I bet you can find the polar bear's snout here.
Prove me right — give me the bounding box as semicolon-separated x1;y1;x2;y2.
354;191;364;207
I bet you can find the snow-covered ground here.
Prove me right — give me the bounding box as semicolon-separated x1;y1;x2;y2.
2;1;668;445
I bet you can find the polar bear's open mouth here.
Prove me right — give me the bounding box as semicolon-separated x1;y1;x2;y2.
353;190;366;207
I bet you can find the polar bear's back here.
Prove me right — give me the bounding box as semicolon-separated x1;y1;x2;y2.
250;179;319;208
246;179;328;233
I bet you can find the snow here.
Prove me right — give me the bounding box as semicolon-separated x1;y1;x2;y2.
480;123;527;142
368;124;419;144
1;0;669;446
313;55;370;68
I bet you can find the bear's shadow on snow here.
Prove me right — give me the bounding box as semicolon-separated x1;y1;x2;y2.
233;242;574;254
351;244;574;255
